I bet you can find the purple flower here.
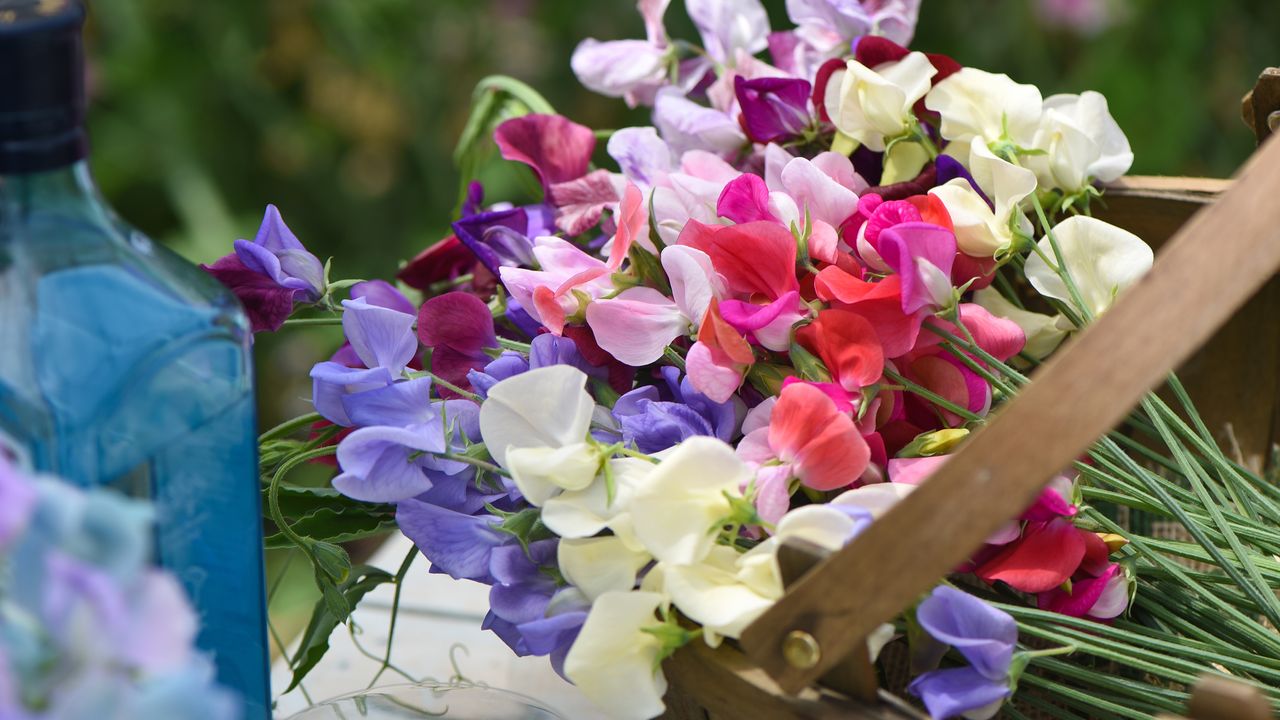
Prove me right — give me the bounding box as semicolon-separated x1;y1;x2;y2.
396;499;509;582
787;0;921;52
468;352;530;398
517;588;590;678
452;208;537;279
466;334;600;398
613;368;741;453
201;205;325;333
331;412;472;503
310;297;419;426
908;586;1016;719
351;280;415;315
735;76;813;144
485;540;562;655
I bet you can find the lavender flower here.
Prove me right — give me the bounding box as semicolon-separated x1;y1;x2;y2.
908;586;1017;720
614;368;742;453
310;297;419;426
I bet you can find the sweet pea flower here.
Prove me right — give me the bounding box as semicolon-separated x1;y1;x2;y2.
688;0;771;64
794;308;887;392
929;138;1037;258
477;366;595;463
1029;91;1133;193
200;204;325;332
1037;561;1131;620
973;287;1067;360
1024;216;1153;317
735;76;813;144
613;368;741;453
737;383;872;523
787;0;922;54
310;297;419;426
877;222;959;315
572;0;673;107
824;52;937;152
812;271;926;358
563;591;670;720
925;68;1043;148
558;536;653;602
494;114;596;193
418;292;499;393
628;436;753;565
909;586;1018;720
499;237;616;334
607;127;677;189
653;88;747;157
650;150;741;245
686;299;755;403
541;457;655;549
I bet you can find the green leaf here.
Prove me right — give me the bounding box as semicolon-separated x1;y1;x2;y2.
286;565;394;692
265;505;398;549
493;507;553;555
627;243;671;296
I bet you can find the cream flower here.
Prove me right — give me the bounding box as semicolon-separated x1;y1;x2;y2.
628;436;752;565
929;138;1037;257
478;365;595;468
1029;91;1133;193
824;52;937;151
925;67;1042;147
559;536;653;602
1024;216;1152;316
563;591;670;720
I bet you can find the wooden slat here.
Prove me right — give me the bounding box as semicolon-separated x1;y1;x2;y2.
662;640;923;720
739;134;1280;693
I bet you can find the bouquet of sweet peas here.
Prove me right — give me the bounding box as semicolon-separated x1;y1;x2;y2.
215;2;1280;719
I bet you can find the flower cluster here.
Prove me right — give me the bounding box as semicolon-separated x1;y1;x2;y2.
219;1;1161;718
0;456;238;720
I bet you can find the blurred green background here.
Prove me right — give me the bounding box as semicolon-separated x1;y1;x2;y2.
77;0;1279;673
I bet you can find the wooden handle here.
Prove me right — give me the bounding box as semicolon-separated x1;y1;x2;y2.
739;133;1280;693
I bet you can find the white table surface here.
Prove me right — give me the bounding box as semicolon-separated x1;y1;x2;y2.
270;534;605;719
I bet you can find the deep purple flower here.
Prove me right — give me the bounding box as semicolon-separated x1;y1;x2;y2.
908;586;1017;719
936;155;992;209
735;75;813;144
452;208;537;279
201;205;325;333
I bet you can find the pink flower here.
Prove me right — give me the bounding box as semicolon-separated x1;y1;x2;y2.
494;114;596;191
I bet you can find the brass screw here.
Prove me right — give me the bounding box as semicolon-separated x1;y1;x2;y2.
783;630;821;670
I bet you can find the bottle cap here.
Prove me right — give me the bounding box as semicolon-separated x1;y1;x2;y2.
0;0;87;173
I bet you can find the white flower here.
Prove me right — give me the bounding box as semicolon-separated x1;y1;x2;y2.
1029;91;1133;193
540;457;655;550
974;287;1067;359
505;442;603;507
559;536;653;602
478;365;595;468
824;52;936;151
925;67;1043;147
628;436;752;565
1024;216;1153;316
564;591;669;720
929;138;1037;257
660;544;782;644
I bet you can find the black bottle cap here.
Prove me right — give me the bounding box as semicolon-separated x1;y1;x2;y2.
0;0;88;174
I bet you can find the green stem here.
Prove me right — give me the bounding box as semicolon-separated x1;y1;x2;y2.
283;317;344;328
368;547;418;689
261;412;325;443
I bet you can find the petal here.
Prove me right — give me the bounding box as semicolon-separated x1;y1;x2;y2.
479;365;596;467
506;443;601;506
558;536;651;602
549;169;625;236
915;585;1017;679
686;340;744;404
661;245;723;325
1024;216;1153;315
341;297;419;374
332;424;442;502
341;376;437;428
779;155;861;228
585;287;687;367
608;127;675;187
718;173;778;224
563;591;668;720
494;114;596;189
397;499;505;582
975;518;1088;594
909;667;1011;720
571;39;670;101
417;292;498;355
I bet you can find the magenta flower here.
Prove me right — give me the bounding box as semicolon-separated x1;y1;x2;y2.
877;222;958;315
735;76;813;144
418;292;499;394
201;204;325;333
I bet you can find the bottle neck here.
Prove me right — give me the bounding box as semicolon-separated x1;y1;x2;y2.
0;160;106;223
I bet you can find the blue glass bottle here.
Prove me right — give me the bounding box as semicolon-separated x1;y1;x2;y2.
0;2;269;717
